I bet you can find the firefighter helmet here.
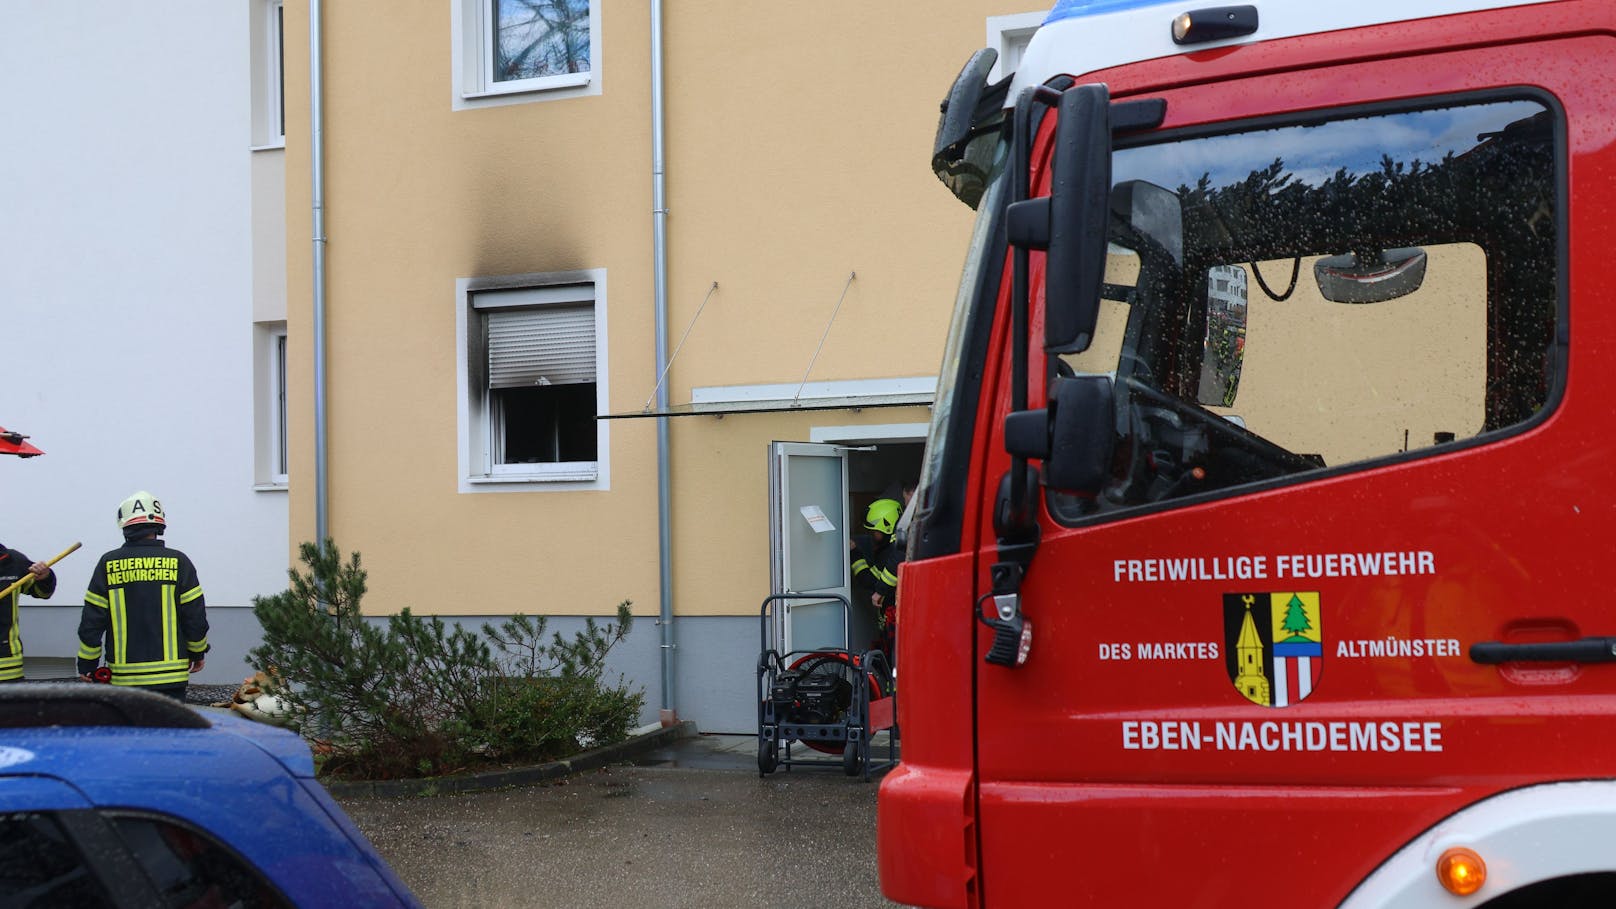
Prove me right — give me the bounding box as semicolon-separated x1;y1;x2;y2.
117;491;166;529
864;498;902;535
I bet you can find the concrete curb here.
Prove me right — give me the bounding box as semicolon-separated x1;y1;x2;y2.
321;721;698;799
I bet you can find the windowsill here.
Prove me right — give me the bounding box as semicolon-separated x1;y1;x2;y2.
251;140;286;152
254;482;289;493
461;72;591;100
470;470;598;485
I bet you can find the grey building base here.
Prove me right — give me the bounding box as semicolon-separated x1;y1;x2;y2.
434;613;761;734
667;615;762;734
20;607;762;734
20;604;270;687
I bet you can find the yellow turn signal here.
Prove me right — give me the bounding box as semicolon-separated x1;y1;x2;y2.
1436;846;1487;897
1172;13;1194;42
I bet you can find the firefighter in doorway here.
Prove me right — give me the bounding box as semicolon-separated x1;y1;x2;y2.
77;491;209;701
852;497;904;661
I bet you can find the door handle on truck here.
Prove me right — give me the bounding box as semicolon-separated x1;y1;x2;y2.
1469;637;1616;664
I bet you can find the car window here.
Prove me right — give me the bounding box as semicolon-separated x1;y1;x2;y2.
0;812;116;908
110;814;292;909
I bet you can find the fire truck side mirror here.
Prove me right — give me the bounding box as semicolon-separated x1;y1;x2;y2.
1003;375;1116;495
1044;84;1113;356
1043;375;1115;493
932;48;1010;210
934;48;999;162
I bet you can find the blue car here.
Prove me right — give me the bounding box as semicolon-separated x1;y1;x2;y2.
0;683;420;907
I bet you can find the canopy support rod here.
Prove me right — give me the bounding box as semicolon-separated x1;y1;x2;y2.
793;271;856;404
642;281;718;413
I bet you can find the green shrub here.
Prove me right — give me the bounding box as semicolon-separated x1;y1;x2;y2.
249;539;644;780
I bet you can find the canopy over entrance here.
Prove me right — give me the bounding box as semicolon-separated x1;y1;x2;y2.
600;377;937;420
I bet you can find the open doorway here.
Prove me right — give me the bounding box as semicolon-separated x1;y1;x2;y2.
844;441;924;655
768;424;926;657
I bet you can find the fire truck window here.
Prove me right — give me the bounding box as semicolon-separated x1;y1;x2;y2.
1202;245;1486;465
1060;249;1134;378
1052;97;1558;520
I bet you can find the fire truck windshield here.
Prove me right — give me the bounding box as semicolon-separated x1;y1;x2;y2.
1052;95;1558;518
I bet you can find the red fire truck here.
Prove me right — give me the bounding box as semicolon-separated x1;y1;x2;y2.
879;1;1616;905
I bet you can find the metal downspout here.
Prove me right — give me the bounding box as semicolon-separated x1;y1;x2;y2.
651;0;676;721
310;0;329;550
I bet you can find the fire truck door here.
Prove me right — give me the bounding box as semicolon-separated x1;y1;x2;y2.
768;442;851;654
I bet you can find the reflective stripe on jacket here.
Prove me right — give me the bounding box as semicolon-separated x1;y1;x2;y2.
851;536;902;602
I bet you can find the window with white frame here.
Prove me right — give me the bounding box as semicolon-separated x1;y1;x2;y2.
251;0;285;148
454;0;602;108
274;330;288;481
254;322;289;489
459;275;609;488
986;11;1048;83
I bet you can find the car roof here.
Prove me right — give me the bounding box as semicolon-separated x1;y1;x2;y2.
0;683;314;779
0;684;417;906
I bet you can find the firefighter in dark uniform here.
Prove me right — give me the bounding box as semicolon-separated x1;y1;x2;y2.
851;498;904;661
0;544;57;682
77;491;209;701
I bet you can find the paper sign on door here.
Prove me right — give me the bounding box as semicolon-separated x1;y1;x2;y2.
799;505;837;534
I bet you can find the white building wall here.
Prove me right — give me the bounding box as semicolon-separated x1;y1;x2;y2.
0;2;286;682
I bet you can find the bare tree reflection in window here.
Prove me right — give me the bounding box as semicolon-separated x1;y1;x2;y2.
495;0;590;83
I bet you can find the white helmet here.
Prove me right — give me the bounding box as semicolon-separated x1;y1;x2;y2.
117;491;166;529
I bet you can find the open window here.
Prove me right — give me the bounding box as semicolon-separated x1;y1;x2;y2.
457;272;610;490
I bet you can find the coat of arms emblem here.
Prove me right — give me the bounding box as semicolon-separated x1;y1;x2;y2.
1223;592;1322;707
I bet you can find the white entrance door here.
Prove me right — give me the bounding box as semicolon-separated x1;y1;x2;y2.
768;441;851;655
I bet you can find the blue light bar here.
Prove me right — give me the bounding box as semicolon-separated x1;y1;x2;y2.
1045;0;1175;26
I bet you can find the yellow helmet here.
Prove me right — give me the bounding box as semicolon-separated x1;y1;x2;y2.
117;491;166;529
864;498;902;535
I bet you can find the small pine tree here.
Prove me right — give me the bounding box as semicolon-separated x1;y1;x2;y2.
250;539;642;779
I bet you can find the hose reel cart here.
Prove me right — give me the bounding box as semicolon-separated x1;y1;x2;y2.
757;593;898;780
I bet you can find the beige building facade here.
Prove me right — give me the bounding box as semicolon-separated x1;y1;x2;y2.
280;2;1036;730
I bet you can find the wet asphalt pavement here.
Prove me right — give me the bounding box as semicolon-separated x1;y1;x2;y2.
333;734;905;909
